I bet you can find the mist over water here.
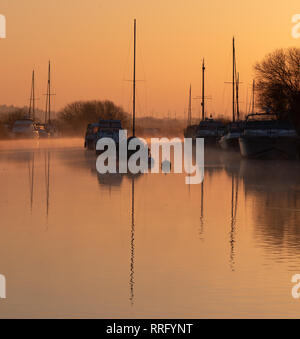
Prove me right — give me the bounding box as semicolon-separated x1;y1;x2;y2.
0;139;300;318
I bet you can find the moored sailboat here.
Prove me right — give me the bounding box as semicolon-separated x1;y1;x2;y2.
239;113;299;159
195;59;225;144
219;37;244;150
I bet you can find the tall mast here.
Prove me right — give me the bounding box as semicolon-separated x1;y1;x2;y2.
132;19;136;137
236;72;240;121
232;37;236;122
252;80;255;114
32;70;35;121
188;84;192;126
29;70;35;121
45;61;51;124
201;59;205;121
48;61;51;124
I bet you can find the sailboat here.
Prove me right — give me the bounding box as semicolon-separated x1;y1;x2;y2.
238;74;299;159
12;71;39;139
127;19;149;161
195;59;225;144
239;112;299;159
219;37;244;150
127;18;137;148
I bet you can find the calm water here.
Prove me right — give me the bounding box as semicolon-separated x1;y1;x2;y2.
0;138;300;318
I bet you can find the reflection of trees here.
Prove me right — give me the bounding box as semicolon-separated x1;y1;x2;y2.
252;191;300;250
59;151;143;191
240;160;300;252
222;156;300;258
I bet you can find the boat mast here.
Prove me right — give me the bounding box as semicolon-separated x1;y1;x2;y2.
202;59;205;121
48;61;51;124
45;61;51;125
188;84;192;126
132;19;136;137
232;37;236;122
236;72;240;121
252;80;255;114
33;71;35;121
29;70;35;121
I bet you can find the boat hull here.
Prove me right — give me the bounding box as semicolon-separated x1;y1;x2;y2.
239;136;300;160
219;135;240;151
184;125;198;139
196;135;219;146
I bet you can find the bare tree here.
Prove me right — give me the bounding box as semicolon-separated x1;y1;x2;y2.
58;100;130;135
254;48;300;133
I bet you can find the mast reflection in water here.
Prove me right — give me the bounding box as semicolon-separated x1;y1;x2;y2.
1;139;300;318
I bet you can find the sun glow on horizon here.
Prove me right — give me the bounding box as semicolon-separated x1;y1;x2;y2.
0;0;299;119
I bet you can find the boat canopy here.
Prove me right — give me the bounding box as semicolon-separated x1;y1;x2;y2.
198;119;224;129
98;120;122;129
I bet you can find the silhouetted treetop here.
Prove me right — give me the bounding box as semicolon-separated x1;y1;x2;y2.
58;100;130;135
254;48;300;132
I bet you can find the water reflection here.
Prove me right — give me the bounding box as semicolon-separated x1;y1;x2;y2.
97;173;124;188
130;178;135;306
1;140;300;317
79;151;141;306
44;150;51;218
1;149;52;220
239;160;300;259
229;173;239;271
28;152;35;214
199;181;204;240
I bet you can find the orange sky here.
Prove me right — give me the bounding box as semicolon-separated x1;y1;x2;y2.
0;0;300;119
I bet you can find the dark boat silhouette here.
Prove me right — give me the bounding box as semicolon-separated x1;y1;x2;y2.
219;121;244;150
195;117;225;145
184;60;225;144
239;113;299;159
